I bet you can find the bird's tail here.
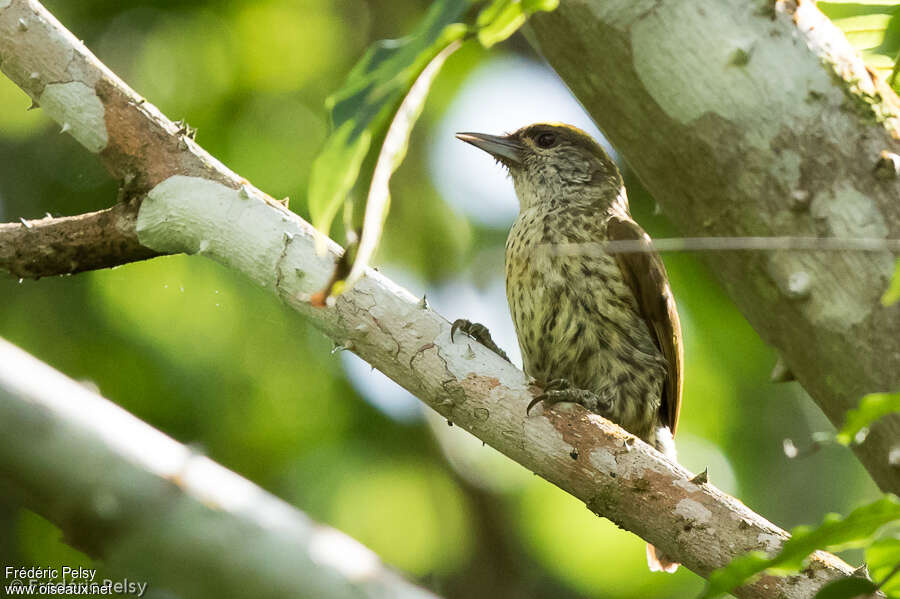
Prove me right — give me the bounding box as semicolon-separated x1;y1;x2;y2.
647;544;679;573
648;425;679;572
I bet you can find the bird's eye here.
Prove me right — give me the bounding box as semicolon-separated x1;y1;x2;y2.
535;132;558;148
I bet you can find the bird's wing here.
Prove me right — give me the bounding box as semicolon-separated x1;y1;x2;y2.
606;215;683;435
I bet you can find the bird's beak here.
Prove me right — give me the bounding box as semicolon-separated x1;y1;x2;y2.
456;132;524;165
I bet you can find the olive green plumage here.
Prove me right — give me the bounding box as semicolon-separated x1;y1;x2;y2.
457;123;684;572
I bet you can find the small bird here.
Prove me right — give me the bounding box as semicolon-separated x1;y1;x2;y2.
453;123;683;573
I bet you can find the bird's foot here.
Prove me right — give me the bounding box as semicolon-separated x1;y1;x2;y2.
450;319;510;362
527;378;613;415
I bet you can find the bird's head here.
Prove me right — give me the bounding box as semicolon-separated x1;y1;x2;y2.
456;123;625;210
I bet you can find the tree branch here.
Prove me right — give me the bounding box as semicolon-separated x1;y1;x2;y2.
0;338;438;599
0;0;286;277
0;0;239;191
0;1;866;597
0;202;161;278
133;173;856;599
528;0;900;495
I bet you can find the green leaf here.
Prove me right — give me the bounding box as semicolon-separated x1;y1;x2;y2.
702;496;900;598
522;0;560;11
476;0;512;27
307;122;372;252
307;0;557;296
344;39;462;288
883;258;900;306
836;391;900;446
307;0;471;242
867;537;900;597
813;577;878;599
819;2;900;91
477;1;526;47
477;0;560;47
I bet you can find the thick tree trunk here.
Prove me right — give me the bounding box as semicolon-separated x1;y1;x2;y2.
529;0;900;494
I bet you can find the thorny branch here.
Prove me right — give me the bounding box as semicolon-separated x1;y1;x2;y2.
0;201;161;278
132;174;863;599
0;2;881;598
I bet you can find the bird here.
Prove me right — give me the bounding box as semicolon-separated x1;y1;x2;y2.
452;123;683;573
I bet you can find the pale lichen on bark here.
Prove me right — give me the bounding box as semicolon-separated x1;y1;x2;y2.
0;2;110;151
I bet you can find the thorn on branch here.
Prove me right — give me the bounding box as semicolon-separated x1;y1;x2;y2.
174;118;197;139
331;341;353;355
786;271;811;300
18;217;32;229
690;468;709;485
116;172;137;203
788;189;810;212
783;438;798;459
874;150;900;179
769;355;796;383
888;446;900;466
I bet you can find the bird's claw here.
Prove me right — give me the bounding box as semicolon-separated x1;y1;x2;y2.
527;378;572;414
450;319;510;362
526;395;546;415
451;319;483;343
527;379;612;415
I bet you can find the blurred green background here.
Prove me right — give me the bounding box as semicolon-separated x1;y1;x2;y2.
0;1;883;597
